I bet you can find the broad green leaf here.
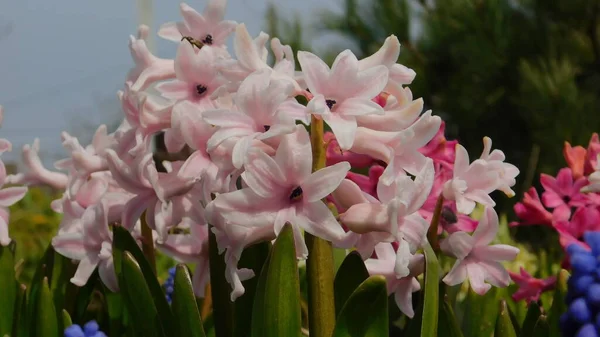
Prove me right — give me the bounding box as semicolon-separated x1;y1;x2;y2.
234;242;270;337
112;226;174;332
462;287;501;337
62;309;72;329
438;294;464;337
333;251;369;316
333;248;347;274
250;246;272;337
421;242;439;337
104;286;124;337
208;226;234;337
495;300;517;337
34;277;58;337
28;245;56;333
0;243;16;336
172;264;206;337
263;224;302;337
548;270;568;337
332;275;388;337
12;284;26;337
532;315;549;336
520;301;542;337
72;271;98;323
120;251;163;337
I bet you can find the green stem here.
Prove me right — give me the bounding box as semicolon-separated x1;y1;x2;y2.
426;194;444;253
140;212;156;275
305;116;336;337
208;225;234;337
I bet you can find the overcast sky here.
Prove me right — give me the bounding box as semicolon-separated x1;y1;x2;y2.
0;0;341;166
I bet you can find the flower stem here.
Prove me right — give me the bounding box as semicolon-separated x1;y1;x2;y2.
208;225;234;337
305;116;336;337
140;212;156;274
426;194;444;252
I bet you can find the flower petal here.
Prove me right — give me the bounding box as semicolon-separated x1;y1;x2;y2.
297;51;330;94
324;113;357;151
0;187;27;207
243;149;286;198
302;162;351;202
71;255;100;287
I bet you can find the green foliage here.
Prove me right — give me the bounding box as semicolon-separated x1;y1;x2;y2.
333;251;370;316
495;300;518;337
332;275;389;337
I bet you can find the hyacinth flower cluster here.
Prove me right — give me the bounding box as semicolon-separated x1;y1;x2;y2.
510;134;600;303
64;321;107;337
0;0;524;322
561;232;600;337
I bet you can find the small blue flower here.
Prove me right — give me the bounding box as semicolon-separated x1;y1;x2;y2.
64;320;107;337
562;232;600;336
164;266;176;304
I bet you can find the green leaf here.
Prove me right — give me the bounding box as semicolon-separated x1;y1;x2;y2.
438;294;464;337
333;251;369;317
462;287;501;337
234;242;270;337
120;251;163;337
104;286;124;337
34;277;59;337
250;246;272;337
421;242;439;337
495;300;517;337
0;243;16;336
520;301;542;337
62;309;72;329
172;264;206;337
532;315;549;337
263;224;302;337
332;275;388;337
112;226;174;332
208;225;234;337
12;284;26;337
548;270;569;337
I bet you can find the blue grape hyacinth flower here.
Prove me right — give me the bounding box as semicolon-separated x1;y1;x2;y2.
164;266;176;304
561;231;600;337
64;320;107;337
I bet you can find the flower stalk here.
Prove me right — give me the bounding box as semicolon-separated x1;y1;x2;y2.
305;116;336;337
426;194;444;253
140;212;156;275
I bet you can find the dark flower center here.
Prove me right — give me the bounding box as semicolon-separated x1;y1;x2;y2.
289;186;303;201
202;34;213;45
326;99;337;110
196;85;208;95
563;195;571;204
441;206;458;225
264;125;271;132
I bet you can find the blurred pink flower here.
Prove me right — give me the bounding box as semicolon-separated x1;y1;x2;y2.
324;132;376;168
0;160;27;246
511;187;554;227
540;168;588;221
509;267;556;304
418;121;456;169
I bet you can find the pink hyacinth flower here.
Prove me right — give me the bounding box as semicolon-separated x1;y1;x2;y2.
345;165;385;200
442;144;500;215
418;121;457;169
509;267;556;304
158;0;237;48
203;69;298;168
7;138;68;190
156;42;227;111
563;141;587;180
365;243;424;318
0;160;28;246
441;207;520;295
297;49;389;150
206;126;350;258
357;35;416;87
128;25;175;91
479;137;519;197
53;200;120;291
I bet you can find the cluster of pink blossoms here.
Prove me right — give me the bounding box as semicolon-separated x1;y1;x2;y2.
3;0;522;316
510;134;600;303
